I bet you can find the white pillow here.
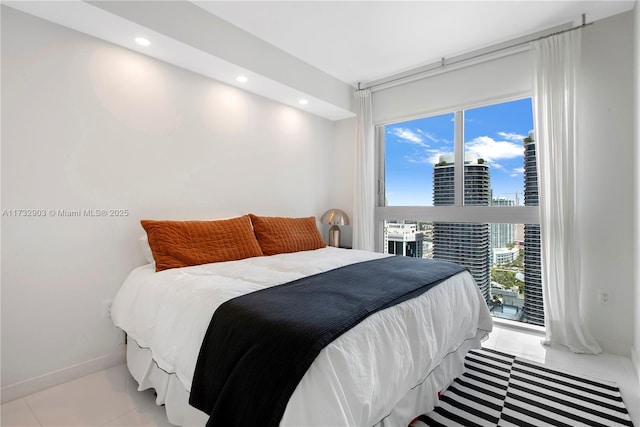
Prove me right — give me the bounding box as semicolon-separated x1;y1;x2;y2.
139;235;155;264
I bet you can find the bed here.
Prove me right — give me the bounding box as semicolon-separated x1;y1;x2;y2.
110;215;493;426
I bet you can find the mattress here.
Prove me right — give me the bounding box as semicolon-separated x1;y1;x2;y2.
111;247;493;426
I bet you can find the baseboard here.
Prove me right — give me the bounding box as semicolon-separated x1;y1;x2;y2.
1;348;125;404
595;336;633;358
492;317;546;336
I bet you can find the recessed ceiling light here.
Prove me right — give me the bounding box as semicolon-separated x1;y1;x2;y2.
236;76;248;83
298;99;308;105
135;37;150;46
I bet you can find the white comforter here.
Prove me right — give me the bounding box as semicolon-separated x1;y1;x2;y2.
111;247;492;426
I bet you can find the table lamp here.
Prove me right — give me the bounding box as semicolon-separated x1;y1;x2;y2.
321;209;350;247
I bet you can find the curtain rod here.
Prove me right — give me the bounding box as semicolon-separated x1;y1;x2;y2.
357;13;592;92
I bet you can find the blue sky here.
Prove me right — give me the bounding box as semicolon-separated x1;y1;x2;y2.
384;98;533;206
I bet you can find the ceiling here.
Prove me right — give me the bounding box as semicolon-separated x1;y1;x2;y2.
194;0;636;86
4;1;636;120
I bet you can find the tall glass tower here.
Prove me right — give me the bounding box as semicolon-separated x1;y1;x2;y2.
433;154;491;301
523;132;544;326
490;198;516;250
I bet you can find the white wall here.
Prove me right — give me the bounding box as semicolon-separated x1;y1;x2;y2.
1;7;335;400
368;11;636;356
326;117;357;248
579;11;635;356
633;0;640;379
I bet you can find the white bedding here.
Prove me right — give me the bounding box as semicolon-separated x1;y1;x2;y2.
111;247;493;426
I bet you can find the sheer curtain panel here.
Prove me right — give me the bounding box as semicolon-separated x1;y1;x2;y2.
531;29;602;354
353;89;374;251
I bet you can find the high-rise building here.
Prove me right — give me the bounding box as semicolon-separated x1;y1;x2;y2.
490;198;515;250
417;221;434;259
433;154;491;301
383;222;424;258
492;246;520;265
523;131;544;326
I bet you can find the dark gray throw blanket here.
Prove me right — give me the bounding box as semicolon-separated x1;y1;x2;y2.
189;255;467;427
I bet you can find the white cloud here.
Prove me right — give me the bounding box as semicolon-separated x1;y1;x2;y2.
389;127;453;148
388;127;427;146
497;131;526;142
465;136;523;163
510;167;525;177
416;129;443;144
404;150;450;165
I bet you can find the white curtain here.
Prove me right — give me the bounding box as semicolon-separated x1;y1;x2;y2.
532;29;601;354
353;89;375;251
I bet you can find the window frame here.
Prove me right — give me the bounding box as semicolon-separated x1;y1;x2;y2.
374;96;539;252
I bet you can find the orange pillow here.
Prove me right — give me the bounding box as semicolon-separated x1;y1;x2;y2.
249;214;326;256
141;215;263;272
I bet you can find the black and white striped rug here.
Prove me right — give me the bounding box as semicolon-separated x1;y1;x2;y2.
412;348;634;427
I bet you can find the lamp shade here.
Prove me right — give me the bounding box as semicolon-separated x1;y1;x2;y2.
321;209;350;226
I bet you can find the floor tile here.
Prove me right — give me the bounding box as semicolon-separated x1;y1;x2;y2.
481;327;500;349
492;324;640;426
103;389;172;427
494;325;547;359
25;365;141;427
0;398;42;427
4;326;639;427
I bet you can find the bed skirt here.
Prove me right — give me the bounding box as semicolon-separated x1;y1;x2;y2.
125;331;487;427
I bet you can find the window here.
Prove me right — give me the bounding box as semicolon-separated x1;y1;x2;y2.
384;113;454;206
464;99;535;205
377;98;542;326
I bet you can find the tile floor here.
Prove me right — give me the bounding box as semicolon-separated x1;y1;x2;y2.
2;324;639;426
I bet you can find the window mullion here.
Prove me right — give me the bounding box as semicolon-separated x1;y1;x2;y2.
375;126;386;208
454;111;464;207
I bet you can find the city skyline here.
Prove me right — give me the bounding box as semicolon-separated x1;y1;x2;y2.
385;98;534;206
382;97;542;325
